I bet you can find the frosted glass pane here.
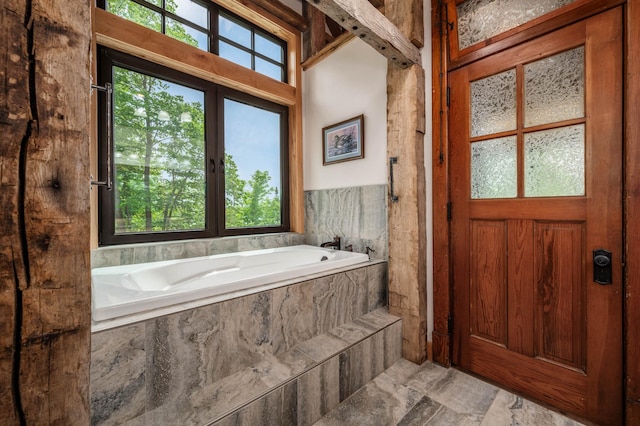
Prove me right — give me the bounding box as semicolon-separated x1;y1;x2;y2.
457;0;576;50
525;125;585;197
471;136;517;199
471;69;516;137
525;47;584;127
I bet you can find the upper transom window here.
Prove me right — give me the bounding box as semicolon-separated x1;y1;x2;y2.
98;0;287;82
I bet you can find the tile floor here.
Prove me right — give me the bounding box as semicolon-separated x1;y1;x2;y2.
315;359;587;426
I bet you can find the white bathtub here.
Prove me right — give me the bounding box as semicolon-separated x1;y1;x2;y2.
92;245;369;324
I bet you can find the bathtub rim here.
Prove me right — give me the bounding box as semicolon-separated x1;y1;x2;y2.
92;258;385;332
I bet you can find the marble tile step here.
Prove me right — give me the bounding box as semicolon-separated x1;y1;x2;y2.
315;359;588;426
125;307;401;425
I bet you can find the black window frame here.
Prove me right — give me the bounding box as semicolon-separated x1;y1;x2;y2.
96;0;288;83
97;46;289;246
214;10;288;82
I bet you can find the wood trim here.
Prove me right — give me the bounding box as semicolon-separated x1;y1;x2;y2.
289;30;305;234
625;0;640;422
94;9;296;106
447;0;625;70
431;0;451;367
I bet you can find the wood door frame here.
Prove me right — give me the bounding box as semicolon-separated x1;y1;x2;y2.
431;0;640;421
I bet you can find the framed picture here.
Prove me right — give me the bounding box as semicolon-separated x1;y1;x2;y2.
322;114;365;165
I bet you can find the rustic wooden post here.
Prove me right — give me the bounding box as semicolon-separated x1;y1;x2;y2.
1;0;92;423
306;0;428;364
385;0;428;364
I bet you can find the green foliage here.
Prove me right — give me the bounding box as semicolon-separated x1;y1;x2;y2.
111;70;281;234
107;0;199;48
106;0;282;234
113;67;207;232
224;155;281;229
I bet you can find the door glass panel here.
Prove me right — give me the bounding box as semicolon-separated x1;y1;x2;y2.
525;47;584;127
471;69;517;137
471;136;517;199
525;125;585;197
457;0;577;50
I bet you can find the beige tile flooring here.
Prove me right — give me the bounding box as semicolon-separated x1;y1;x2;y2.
315;359;587;426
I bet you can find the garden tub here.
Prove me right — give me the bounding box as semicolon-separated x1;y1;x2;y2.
92;245;369;323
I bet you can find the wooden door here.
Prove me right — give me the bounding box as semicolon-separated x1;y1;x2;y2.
449;8;622;425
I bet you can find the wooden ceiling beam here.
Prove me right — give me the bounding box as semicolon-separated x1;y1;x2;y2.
237;0;307;31
306;0;421;68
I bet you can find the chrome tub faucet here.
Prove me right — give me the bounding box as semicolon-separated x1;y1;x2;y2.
320;236;341;249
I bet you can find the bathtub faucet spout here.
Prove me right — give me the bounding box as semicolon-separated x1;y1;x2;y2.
320;236;341;250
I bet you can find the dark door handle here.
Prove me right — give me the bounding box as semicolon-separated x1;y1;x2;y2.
389;157;399;203
593;249;612;284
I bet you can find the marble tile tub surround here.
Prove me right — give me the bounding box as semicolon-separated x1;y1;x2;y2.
211;317;402;426
91;232;306;268
90;262;388;425
305;185;388;260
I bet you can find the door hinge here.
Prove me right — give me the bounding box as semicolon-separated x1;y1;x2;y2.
447;314;453;335
446;202;452;221
446;87;450;107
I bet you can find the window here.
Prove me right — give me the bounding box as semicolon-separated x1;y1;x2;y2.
98;48;289;245
98;0;287;82
218;12;286;82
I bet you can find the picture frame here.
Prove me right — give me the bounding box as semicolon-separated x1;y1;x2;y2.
322;114;365;165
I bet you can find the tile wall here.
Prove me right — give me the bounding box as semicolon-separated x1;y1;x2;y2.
91;233;305;268
304;185;388;260
92;184;389;268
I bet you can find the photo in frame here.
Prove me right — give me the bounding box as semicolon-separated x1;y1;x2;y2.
322;114;365;165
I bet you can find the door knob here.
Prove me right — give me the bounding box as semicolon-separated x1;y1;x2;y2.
593;249;612;284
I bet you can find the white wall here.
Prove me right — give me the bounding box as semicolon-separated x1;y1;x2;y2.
301;4;434;340
302;38;388;190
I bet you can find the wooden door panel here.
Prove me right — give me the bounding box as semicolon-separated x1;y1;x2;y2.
506;219;534;356
469;337;587;414
534;222;585;370
469;198;586;220
470;220;507;344
449;7;623;424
